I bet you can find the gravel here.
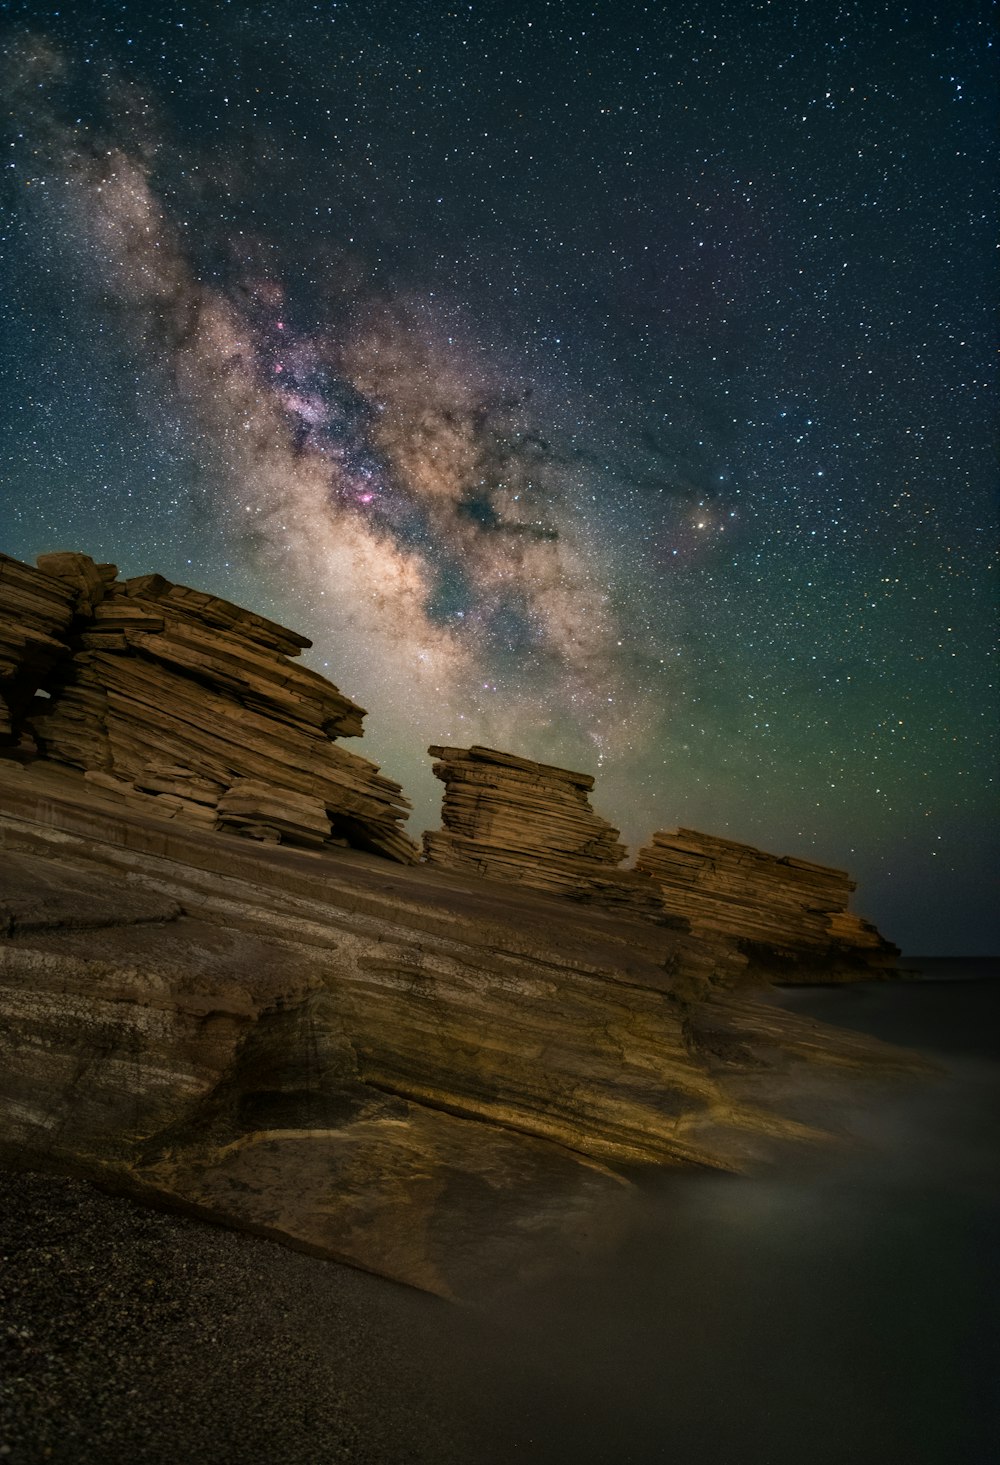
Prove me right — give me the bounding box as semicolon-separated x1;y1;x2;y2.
0;1170;476;1465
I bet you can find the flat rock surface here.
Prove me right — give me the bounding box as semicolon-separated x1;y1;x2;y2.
0;852;182;933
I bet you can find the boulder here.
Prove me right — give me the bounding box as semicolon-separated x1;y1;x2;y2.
217;778;332;847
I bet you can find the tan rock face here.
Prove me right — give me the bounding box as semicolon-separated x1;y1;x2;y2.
0;768;926;1298
636;828;900;981
0;554;78;744
422;744;666;918
0;555;914;1297
0;550;415;861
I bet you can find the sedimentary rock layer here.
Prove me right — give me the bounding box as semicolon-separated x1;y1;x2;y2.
423;744;665;917
0;765;924;1297
0;553;80;744
636;828;899;980
0;551;415;861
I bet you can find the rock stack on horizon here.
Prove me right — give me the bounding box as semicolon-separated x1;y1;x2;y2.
635;828;899;979
0;550;417;861
422;743;666;918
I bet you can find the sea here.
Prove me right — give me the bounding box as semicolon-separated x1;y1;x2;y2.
441;958;1000;1465
3;959;997;1464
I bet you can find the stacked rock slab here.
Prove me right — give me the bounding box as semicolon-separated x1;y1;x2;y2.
423;744;665;918
0;553;85;744
1;550;416;862
635;828;899;979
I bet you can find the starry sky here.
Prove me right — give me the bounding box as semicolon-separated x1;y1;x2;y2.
1;1;995;953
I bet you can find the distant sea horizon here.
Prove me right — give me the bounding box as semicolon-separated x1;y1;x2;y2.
898;956;999;980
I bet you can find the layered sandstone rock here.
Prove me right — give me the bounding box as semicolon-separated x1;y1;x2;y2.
0;551;415;861
0;553;81;744
422;744;665;918
0;766;925;1298
0;552;918;1299
636;828;900;980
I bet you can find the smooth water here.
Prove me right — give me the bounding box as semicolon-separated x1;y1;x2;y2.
5;966;997;1464
445;962;1000;1465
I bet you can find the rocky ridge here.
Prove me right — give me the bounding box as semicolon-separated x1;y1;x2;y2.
0;548;916;1298
0;551;415;861
2;549;898;973
636;828;900;981
422;743;666;919
0;762;926;1298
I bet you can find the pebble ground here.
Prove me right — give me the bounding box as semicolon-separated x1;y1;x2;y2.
0;1170;476;1465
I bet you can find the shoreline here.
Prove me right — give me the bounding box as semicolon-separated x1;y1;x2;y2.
4;972;998;1464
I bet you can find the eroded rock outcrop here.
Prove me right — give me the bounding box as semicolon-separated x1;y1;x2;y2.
0;553;81;744
0;765;924;1298
636;828;900;981
0;553;915;1298
422;744;666;918
0;551;415;861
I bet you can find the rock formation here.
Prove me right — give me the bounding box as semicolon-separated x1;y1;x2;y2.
0;551;415;861
422;744;666;918
0;762;924;1299
0;549;917;1298
0;552;79;743
636;828;900;981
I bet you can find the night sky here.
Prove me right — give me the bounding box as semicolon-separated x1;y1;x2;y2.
1;1;995;953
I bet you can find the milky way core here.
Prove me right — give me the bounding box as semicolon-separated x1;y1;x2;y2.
1;5;995;951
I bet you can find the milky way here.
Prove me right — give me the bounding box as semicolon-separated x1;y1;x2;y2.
1;3;995;950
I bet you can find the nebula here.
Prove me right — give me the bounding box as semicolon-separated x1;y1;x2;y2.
3;9;994;951
5;33;660;779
